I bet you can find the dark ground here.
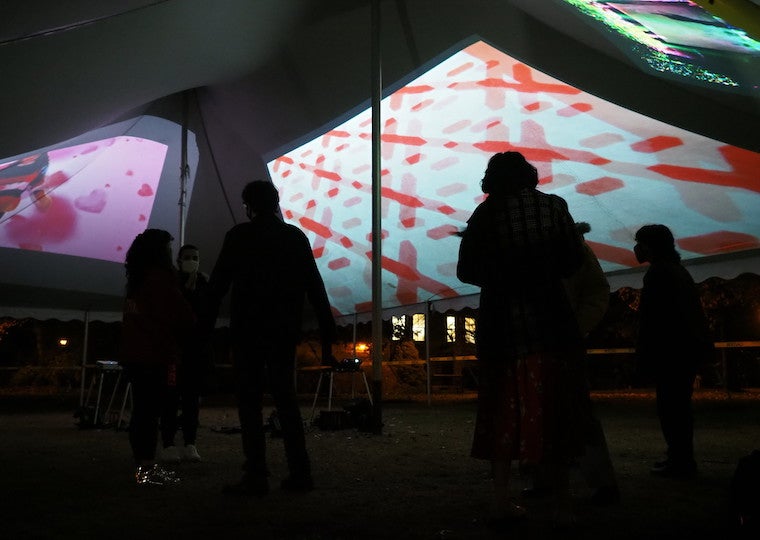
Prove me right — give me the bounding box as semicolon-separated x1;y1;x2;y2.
1;389;759;539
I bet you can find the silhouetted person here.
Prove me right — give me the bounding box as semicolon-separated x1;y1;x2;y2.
457;152;585;527
634;224;714;477
565;223;619;502
523;222;620;505
207;180;336;496
160;244;212;463
121;229;195;485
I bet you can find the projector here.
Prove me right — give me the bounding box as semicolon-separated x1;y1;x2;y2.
332;357;362;372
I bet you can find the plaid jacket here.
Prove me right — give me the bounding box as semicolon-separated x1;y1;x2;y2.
457;188;584;359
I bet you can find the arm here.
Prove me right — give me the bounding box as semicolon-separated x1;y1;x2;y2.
567;243;610;336
456;205;488;287
203;229;237;331
299;231;337;360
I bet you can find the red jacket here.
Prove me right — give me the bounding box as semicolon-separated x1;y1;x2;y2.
120;267;196;367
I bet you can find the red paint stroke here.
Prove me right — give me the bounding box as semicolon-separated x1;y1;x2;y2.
6;196;78;246
586;241;639;268
299;216;333;239
648;146;760;193
677;231;760;255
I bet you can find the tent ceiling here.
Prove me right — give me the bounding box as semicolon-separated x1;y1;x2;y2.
1;0;758;320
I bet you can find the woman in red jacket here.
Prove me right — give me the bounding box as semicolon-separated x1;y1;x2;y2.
121;229;196;485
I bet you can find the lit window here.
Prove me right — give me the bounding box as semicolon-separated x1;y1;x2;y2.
464;317;476;344
412;313;425;341
391;315;406;341
446;315;456;343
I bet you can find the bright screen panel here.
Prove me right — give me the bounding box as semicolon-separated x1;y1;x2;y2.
267;39;760;316
0;115;198;310
0;137;167;262
559;0;760;93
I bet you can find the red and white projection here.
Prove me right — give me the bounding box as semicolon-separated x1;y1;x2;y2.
0;137;167;262
267;40;760;316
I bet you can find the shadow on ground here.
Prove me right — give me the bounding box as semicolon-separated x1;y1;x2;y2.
1;389;758;539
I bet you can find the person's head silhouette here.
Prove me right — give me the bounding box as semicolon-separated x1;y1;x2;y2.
481;151;539;196
634;224;680;264
242;180;279;219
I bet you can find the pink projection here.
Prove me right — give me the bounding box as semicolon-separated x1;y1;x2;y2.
267;40;760;316
0;137;168;262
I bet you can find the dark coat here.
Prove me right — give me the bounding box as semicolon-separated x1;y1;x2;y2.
120;267;196;367
207;214;336;346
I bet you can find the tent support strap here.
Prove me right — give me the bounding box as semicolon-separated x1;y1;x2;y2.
370;0;383;434
78;310;90;408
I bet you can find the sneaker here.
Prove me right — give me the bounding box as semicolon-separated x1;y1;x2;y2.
222;477;269;497
151;464;180;483
135;464;180;485
590;484;621;506
485;502;527;531
161;446;181;463
651;460;697;478
520;486;552;499
184;444;202;462
280;475;314;493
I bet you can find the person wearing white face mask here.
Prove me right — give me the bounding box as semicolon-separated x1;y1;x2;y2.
160;244;213;463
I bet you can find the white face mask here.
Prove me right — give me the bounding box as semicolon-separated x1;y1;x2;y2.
180;259;199;274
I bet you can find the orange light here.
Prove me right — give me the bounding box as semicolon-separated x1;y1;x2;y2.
355;342;369;353
58;338;69;346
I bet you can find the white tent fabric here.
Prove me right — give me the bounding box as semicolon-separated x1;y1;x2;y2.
1;0;758;322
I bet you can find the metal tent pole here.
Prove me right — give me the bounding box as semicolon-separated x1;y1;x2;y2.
370;0;383;434
425;300;431;406
78;309;90;408
178;90;190;246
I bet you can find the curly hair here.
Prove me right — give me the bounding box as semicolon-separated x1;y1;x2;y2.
634;224;681;263
125;228;174;296
242;180;279;215
480;151;539;196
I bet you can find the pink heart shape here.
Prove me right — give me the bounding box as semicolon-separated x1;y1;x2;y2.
137;183;154;197
74;189;107;213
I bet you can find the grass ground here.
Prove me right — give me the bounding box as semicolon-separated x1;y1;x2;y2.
1;388;759;539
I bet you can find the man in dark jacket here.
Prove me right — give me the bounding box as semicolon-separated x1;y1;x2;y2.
207;180;336;496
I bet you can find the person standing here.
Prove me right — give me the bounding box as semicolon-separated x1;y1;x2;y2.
634;224;714;477
120;229;196;485
563;222;619;503
457;152;586;527
522;221;620;505
207;180;336;496
160;244;212;463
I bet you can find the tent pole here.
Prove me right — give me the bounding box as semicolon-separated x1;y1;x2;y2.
370;0;383;434
178;90;190;246
425;300;431;406
78;309;90;408
353;312;357;358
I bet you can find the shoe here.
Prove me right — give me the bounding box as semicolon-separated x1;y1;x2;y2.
520;486;552;499
222;477;269;497
651;460;697;478
486;502;527;531
552;508;577;530
183;444;202;462
135;464;180;485
590;484;621;506
280;475;314;493
161;446;181;463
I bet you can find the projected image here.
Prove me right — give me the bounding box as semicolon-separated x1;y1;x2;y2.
267;39;760;315
560;0;760;92
0;137;168;262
